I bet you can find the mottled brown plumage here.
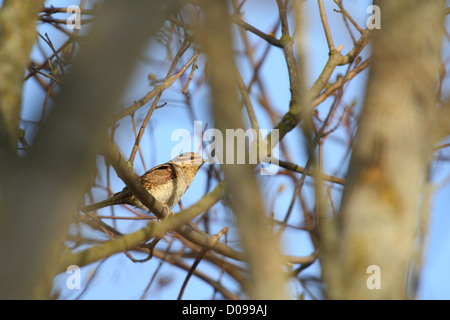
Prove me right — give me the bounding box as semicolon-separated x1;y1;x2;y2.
81;152;205;213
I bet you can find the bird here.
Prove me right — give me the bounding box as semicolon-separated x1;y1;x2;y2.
81;152;205;214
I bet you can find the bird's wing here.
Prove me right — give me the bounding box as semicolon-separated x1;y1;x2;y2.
119;163;178;195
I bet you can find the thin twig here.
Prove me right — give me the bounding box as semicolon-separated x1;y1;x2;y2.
182;54;198;94
177;228;228;300
128;39;191;164
333;0;363;34
318;0;335;51
277;159;346;185
234;66;259;131
231;16;283;48
111;53;199;124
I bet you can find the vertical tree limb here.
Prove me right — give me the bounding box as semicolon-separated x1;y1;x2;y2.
0;0;180;299
198;0;287;299
0;0;45;151
320;0;445;299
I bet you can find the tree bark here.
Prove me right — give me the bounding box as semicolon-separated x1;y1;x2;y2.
198;0;287;299
0;0;44;151
320;0;445;299
0;1;180;299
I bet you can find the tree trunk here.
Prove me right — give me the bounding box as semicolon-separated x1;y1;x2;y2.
320;0;445;299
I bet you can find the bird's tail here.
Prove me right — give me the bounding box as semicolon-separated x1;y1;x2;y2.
80;197;122;213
